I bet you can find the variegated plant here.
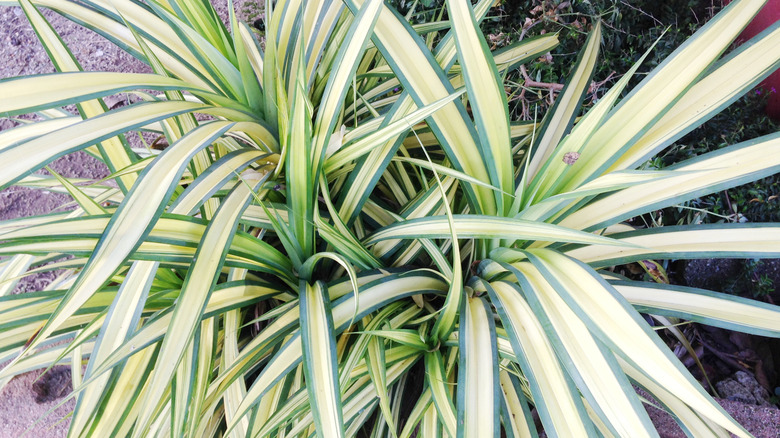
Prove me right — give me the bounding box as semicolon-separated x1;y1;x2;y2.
1;0;779;436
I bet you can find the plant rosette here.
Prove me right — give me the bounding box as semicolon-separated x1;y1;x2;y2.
1;0;780;437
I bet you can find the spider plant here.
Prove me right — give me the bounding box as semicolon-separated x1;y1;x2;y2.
1;0;780;436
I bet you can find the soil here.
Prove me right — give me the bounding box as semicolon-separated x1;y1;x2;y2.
642;387;780;438
1;2;780;437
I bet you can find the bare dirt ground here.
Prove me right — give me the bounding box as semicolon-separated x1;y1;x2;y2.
1;2;779;438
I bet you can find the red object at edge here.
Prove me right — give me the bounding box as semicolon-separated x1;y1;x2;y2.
727;0;780;120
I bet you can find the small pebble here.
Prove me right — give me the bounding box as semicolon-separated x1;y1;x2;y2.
563;151;580;165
